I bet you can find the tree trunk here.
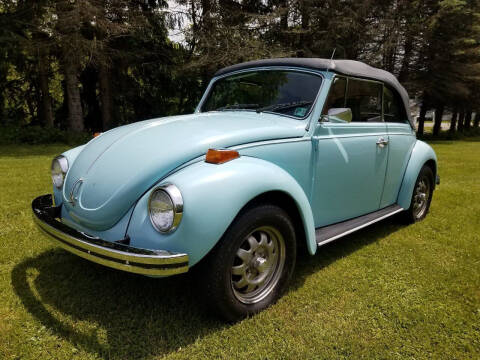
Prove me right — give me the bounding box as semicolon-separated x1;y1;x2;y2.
449;108;457;132
201;0;212;30
398;32;413;83
474;112;479;128
279;0;289;46
99;65;113;131
25;84;36;122
188;0;197;57
280;0;288;31
0;86;4;125
0;62;7;125
62;58;84;132
464;108;472;130
433;104;444;136
457;110;465;132
38;52;54;128
299;0;311;55
417;102;428;137
301;0;310;30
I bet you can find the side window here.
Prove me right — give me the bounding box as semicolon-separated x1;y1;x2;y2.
345;79;383;122
384;87;407;123
322;77;346;115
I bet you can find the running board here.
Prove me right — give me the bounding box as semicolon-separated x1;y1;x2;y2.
315;205;404;247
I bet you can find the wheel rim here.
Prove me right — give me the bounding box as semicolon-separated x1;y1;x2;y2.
413;176;431;219
230;226;286;304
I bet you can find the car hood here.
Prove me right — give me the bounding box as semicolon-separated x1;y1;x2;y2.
62;111;306;230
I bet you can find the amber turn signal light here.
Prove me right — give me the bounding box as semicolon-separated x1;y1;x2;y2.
93;132;102;138
205;149;240;164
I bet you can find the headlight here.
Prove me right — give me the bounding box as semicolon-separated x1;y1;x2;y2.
148;184;183;233
51;155;69;189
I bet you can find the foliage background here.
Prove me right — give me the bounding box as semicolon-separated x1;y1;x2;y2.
0;0;479;141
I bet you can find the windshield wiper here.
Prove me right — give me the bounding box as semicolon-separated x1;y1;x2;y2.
256;100;313;114
215;103;260;111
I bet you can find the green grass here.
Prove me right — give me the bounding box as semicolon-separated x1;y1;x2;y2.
1;139;479;359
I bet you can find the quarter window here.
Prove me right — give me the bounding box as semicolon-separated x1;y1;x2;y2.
345;79;383;122
383;87;407;123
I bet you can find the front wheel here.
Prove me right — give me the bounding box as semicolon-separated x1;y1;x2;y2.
201;204;296;321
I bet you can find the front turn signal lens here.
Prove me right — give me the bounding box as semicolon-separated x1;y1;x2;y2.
205;149;240;164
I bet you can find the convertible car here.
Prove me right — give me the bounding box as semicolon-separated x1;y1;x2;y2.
32;58;439;321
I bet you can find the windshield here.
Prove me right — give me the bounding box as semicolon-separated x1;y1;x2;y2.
201;70;322;119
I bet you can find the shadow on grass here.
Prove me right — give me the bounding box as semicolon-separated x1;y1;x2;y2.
291;217;404;292
11;217;404;359
11;252;226;359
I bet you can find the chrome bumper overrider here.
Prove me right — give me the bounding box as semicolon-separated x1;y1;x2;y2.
32;194;189;276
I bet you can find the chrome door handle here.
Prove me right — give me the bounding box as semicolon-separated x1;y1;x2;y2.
376;137;388;147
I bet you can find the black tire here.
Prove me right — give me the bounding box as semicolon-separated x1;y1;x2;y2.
200;204;296;322
402;165;434;224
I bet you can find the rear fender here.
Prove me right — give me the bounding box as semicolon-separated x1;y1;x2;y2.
397;140;437;209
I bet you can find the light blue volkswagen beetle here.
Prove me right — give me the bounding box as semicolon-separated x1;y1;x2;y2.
32;58;439;321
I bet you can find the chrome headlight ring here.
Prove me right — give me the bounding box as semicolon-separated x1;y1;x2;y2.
51;155;69;189
148;184;183;233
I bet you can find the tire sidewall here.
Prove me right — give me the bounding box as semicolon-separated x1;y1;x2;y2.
410;166;434;222
207;204;296;321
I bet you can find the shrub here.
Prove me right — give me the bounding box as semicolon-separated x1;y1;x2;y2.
0;125;92;145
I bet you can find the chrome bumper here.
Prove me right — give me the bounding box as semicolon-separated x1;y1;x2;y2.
32;194;189;276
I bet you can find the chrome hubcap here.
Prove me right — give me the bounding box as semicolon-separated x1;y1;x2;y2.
231;226;286;304
413;177;430;218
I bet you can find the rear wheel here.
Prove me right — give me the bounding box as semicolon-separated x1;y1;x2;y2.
402;165;434;223
201;204;296;321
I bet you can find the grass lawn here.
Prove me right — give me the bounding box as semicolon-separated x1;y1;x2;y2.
0;139;479;359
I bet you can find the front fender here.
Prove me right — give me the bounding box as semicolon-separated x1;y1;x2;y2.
397;140;437;209
126;156;317;266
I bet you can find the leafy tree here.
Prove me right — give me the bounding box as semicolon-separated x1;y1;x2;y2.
415;0;480;136
0;0;479;138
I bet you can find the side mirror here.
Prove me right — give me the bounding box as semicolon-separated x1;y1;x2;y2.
320;108;352;123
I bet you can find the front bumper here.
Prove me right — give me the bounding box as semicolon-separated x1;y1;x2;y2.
32;194;189;276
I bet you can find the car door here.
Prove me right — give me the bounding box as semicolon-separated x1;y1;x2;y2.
380;86;417;208
312;76;389;227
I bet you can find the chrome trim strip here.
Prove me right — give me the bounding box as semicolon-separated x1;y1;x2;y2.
232;137;311;150
316;207;404;247
231;132;414;150
68;177;83;205
314;132;388;140
386;132;415;136
32;194;189;276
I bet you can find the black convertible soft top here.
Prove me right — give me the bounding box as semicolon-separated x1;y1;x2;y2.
215;58;414;128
